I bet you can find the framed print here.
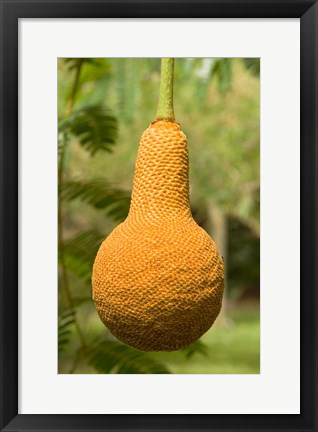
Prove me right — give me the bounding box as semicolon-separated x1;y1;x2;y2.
0;1;317;431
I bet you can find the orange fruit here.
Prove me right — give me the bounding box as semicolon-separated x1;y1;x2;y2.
92;120;224;351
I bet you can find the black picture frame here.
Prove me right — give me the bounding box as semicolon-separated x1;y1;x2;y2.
0;1;317;431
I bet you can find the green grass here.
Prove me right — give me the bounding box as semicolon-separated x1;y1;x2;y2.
148;305;260;374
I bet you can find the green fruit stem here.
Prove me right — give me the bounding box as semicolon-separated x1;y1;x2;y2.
155;58;175;121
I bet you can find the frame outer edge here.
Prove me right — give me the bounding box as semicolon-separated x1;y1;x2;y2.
300;1;318;431
0;0;317;431
0;1;19;432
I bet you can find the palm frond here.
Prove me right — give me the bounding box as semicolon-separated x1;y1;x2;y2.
180;340;208;359
87;340;171;374
62;230;105;281
59;104;118;155
60;178;131;222
58;309;76;354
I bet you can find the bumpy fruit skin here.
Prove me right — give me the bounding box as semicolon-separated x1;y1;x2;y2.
92;121;224;351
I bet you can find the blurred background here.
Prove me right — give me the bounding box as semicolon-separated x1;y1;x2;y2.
58;58;260;374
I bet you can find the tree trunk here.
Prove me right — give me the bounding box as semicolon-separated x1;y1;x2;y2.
207;202;232;327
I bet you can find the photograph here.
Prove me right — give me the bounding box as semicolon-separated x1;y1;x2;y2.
58;57;260;374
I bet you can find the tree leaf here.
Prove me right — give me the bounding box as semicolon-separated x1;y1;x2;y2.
61;230;105;281
180;340;208;359
59;104;118;155
87;340;171;374
58;309;76;354
60;178;131;222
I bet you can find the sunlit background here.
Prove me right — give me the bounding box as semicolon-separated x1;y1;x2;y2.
58;58;260;374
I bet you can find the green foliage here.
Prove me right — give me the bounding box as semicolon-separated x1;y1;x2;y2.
228;217;260;300
114;58;140;122
212;58;233;93
62;230;105;282
58;309;76;354
59;105;118;155
242;58;260;76
180;340;208;359
61;178;130;222
87;340;171;374
62;58;89;71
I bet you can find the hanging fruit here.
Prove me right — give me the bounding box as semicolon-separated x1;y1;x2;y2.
92;58;224;351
